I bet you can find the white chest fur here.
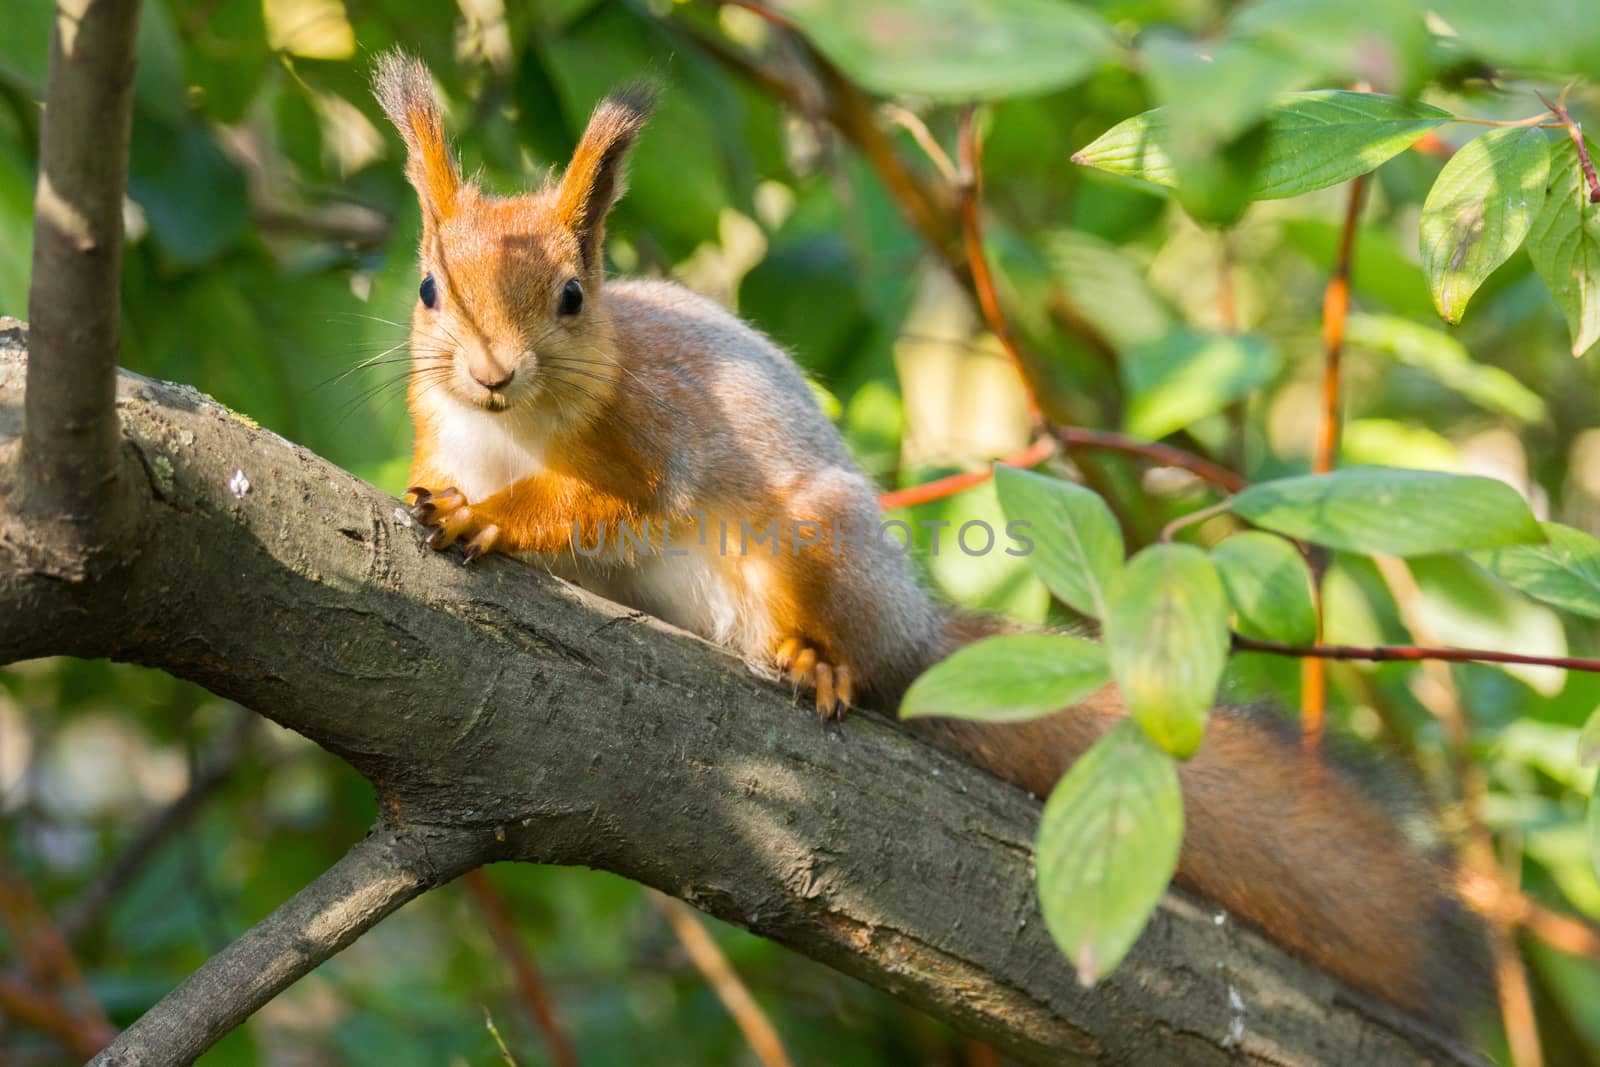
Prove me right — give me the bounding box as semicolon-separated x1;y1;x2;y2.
429;400;549;502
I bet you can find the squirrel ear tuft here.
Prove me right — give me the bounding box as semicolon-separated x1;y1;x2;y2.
556;81;660;273
372;50;463;226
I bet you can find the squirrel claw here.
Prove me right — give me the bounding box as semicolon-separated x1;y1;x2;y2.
773;638;852;722
409;486;496;561
462;524;501;563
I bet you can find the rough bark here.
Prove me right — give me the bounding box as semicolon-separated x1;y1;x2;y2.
0;321;1484;1066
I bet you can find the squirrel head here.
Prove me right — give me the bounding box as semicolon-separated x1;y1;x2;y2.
372;51;655;418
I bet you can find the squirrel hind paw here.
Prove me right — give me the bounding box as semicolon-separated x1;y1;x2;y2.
773;638;853;722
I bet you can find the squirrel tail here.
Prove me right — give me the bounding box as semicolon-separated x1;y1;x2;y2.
900;615;1492;1026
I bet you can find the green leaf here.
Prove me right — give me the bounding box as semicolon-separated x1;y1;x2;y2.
1211;532;1318;645
1528;136;1600;358
1580;706;1600;768
1104;544;1229;758
901;634;1109;723
1430;0;1600;74
1344;312;1546;422
1472;522;1600;619
1420;127;1551;324
1589;778;1600;883
1230;467;1543;556
1036;720;1182;984
775;0;1117;101
994;466;1124;619
1122;329;1278;440
1043;230;1171;348
1074;90;1451;202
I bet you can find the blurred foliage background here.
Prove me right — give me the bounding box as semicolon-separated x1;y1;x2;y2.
6;0;1600;1062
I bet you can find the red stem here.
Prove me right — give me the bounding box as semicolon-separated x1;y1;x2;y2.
1234;634;1600;673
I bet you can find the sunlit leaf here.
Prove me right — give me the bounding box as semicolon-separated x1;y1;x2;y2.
1104;544;1229;758
1230;467;1542;556
1345;313;1546;422
1528;136;1600;358
1473;522;1600;619
1036;720;1182;984
1581;706;1600;768
1211;532;1317;645
994;466;1123;619
1122;329;1278;440
1420;127;1550;324
1074;91;1451;202
901;634;1109;722
776;0;1117;101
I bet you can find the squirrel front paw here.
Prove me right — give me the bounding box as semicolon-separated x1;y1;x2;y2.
775;637;853;722
407;486;501;563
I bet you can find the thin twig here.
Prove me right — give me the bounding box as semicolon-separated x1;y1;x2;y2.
1158;500;1233;543
1302;173;1369;749
1051;426;1247;493
1313;174;1366;477
956;105;1040;423
1231;634;1600;673
882;103;957;185
1538;91;1600;204
877;438;1055;510
647;891;795;1067
462;868;578;1067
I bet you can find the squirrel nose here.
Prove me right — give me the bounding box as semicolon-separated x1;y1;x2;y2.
471;366;515;391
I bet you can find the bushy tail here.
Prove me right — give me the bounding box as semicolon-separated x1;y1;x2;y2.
900;614;1491;1026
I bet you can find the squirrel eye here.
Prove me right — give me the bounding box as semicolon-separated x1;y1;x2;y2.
419;274;438;310
557;277;584;317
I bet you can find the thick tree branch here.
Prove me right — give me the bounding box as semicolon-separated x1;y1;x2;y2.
0;323;1483;1065
19;0;142;526
90;822;483;1067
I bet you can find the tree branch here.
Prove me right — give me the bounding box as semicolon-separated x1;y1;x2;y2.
19;0;142;526
0;326;1484;1065
90;822;484;1067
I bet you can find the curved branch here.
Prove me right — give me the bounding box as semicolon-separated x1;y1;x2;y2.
0;328;1483;1065
90;823;485;1067
20;0;142;524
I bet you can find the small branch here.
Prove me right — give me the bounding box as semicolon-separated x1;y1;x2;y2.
1538;91;1600;204
1303;173;1369;747
877;438;1055;510
19;0;144;523
647;891;795;1067
462;868;578;1067
1232;634;1600;673
1050;425;1247;493
1313;174;1366;477
91;823;485;1067
1158;499;1232;543
882;103;957;185
956;105;1040;423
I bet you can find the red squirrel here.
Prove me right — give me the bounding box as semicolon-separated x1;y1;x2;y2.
372;52;1487;1026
